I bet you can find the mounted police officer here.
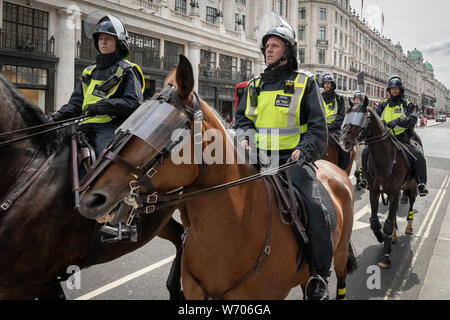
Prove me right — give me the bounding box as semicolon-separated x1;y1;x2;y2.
52;13;144;157
51;13;144;241
321;73;350;170
235;14;331;300
361;75;429;196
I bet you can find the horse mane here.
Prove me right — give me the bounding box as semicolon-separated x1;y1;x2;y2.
0;74;68;156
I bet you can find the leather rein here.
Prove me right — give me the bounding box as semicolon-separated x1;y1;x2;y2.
0;116;89;214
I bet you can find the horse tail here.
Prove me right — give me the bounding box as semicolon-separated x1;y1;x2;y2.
346;242;357;274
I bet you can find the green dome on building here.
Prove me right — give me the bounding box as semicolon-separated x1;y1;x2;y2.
409;48;423;59
424;61;433;70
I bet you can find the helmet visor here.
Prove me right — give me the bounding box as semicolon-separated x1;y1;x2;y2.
84;11;127;41
116;100;190;154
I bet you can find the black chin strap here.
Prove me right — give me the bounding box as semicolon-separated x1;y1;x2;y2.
266;51;288;69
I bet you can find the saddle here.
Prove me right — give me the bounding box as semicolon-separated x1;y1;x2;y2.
390;132;423;171
265;166;337;271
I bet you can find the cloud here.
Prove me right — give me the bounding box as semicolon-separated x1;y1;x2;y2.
419;38;450;55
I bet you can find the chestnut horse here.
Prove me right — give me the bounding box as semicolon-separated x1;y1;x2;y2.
79;55;356;300
0;74;183;299
340;97;418;269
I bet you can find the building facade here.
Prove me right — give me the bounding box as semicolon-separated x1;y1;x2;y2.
0;0;274;118
297;0;449;112
1;0;449;117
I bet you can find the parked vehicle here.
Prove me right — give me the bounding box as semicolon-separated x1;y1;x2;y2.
436;114;447;122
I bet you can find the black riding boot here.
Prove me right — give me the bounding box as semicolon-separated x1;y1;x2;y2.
288;162;332;300
410;145;429;197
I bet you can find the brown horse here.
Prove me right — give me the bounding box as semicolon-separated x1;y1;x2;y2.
323;130;357;176
0;74;183;299
79;55;356;300
340;97;418;269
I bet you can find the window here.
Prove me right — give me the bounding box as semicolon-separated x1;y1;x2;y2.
275;0;282;16
318;49;326;64
298;26;305;41
240;59;252;80
206;6;217;24
164;41;185;71
174;0;187;14
319;8;326;20
220;54;238;80
236;0;246;4
299;48;305;64
318;26;326;41
235;14;246;31
299;7;306;20
129;32;160;69
2;2;49;54
200;50;216;77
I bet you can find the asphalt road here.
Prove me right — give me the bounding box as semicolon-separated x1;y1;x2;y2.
63;119;450;300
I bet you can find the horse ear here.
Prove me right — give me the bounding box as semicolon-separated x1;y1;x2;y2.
349;98;354;109
176;54;194;100
363;96;369;112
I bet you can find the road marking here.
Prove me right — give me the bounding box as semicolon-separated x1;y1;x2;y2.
439;237;450;242
416;175;449;237
383;175;449;300
74;255;175;300
423;177;449;239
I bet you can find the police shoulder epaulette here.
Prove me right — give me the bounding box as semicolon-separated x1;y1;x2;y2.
116;59;133;71
297;69;315;78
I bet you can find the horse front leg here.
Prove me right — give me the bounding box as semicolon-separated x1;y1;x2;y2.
378;192;399;269
369;189;384;243
405;187;417;235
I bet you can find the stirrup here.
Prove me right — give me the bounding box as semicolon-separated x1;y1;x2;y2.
100;222;138;243
305;275;329;300
417;183;429;197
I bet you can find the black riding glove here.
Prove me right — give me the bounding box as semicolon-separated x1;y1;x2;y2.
387;119;400;129
83;104;100;117
49;112;63;122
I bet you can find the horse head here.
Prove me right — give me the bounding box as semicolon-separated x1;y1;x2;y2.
340;95;369;152
79;55;228;222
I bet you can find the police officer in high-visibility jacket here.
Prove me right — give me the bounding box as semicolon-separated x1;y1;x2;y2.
361;75;429;196
52;13;144;156
235;17;331;300
321;73;350;170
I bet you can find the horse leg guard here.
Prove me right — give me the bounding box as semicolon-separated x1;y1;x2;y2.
370;217;384;243
383;219;395;237
336;286;347;300
378;237;392;269
405;210;414;235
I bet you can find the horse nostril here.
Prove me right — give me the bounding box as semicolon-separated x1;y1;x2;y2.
86;193;107;209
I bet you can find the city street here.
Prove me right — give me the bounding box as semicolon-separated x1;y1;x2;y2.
62;119;450;300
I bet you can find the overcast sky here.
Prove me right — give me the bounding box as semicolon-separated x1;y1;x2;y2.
349;0;450;88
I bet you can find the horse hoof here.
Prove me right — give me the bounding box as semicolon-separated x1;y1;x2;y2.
378;261;391;269
405;227;414;235
378;256;391;269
